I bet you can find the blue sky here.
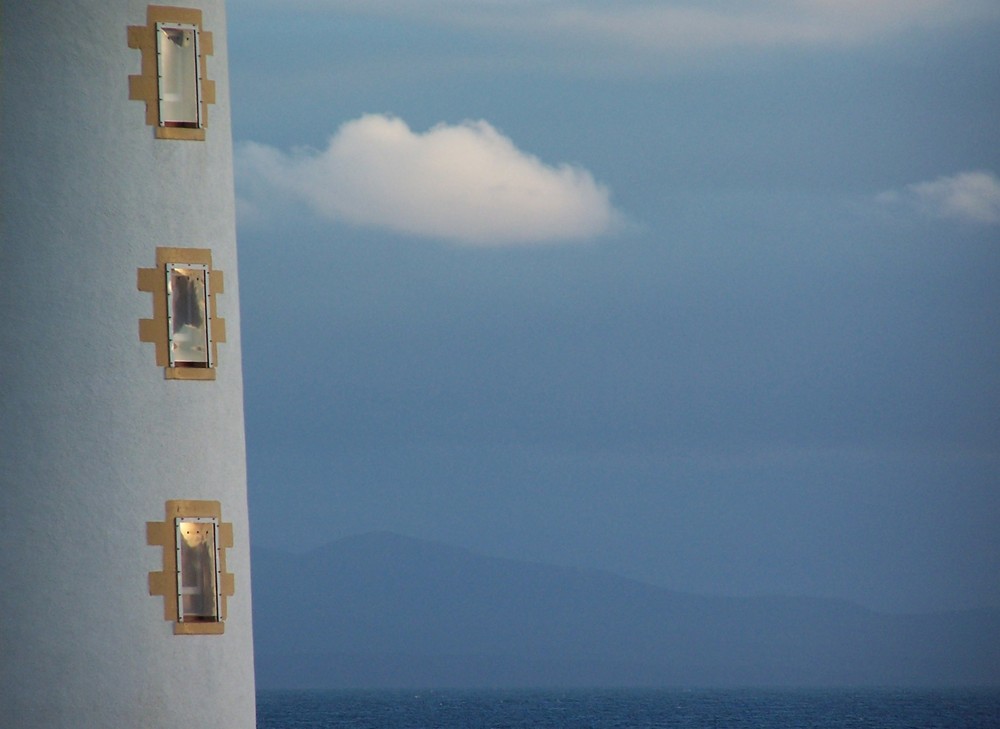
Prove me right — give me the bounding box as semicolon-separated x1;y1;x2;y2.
227;0;1000;613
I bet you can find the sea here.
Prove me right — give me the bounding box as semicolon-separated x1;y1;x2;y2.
256;688;1000;728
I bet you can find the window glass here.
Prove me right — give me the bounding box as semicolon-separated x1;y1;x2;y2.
175;518;220;622
166;264;211;366
156;23;200;127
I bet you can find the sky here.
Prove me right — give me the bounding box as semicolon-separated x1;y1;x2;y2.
227;0;1000;614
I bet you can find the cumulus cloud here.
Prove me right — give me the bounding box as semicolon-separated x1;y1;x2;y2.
236;114;618;245
877;171;1000;225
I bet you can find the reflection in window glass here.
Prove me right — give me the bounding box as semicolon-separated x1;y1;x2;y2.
166;264;211;367
175;518;220;622
156;23;201;127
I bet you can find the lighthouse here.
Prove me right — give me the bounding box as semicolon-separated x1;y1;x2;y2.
0;2;257;726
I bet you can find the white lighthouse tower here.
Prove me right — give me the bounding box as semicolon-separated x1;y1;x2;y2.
1;2;257;727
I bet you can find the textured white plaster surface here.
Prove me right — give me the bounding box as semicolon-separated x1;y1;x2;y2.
0;3;257;726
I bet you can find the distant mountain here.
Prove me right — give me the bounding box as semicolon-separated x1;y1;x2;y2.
251;532;1000;689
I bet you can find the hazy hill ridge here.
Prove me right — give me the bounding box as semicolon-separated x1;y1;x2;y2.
251;532;1000;689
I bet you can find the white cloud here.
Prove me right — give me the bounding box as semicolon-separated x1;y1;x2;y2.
877;171;1000;225
236;115;618;245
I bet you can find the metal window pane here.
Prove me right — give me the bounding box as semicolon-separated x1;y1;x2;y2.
175;518;221;622
166;263;212;367
156;23;201;126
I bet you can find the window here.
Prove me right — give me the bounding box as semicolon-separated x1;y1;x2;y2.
128;6;216;141
138;248;226;380
166;263;212;368
155;23;202;129
147;500;235;635
175;517;221;623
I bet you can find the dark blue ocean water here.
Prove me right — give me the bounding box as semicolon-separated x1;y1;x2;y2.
256;688;1000;728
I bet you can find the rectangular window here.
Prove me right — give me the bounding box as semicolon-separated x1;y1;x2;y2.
156;22;202;128
165;263;212;367
175;517;221;623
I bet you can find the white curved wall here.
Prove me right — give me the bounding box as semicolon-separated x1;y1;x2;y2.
0;2;257;726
